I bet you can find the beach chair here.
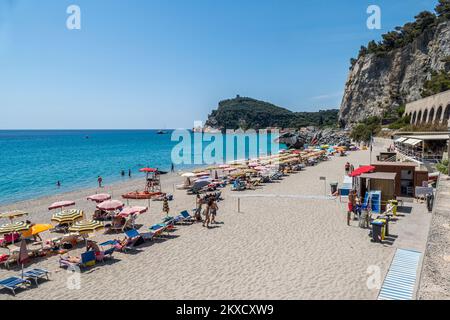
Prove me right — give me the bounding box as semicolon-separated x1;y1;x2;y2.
59;251;96;269
173;210;195;225
0;276;31;296
0;251;19;270
150;222;173;237
21;268;50;286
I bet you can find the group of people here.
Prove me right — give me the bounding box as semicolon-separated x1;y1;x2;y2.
194;194;219;228
344;162;355;176
347;190;370;228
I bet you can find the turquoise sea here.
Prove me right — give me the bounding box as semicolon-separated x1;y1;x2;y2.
0;130;283;205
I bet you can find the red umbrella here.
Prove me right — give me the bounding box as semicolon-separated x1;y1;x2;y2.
48;201;75;210
140;168;157;173
87;193;111;203
118;206;148;218
97;200;124;211
350;165;376;177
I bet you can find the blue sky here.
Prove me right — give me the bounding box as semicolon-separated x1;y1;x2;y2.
0;0;438;129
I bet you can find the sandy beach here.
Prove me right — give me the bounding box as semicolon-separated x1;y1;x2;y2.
0;140;428;300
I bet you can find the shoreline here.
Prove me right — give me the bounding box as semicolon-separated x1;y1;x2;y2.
0;140;433;300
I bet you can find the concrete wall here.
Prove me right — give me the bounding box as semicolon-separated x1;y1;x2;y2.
405;90;450;125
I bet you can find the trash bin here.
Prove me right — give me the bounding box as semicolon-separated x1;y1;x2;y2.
330;183;338;195
371;220;385;243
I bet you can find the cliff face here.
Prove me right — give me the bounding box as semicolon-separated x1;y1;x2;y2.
339;21;450;128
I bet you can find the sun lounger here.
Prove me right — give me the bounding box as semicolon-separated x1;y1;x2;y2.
21;268;50;286
0;251;19;270
0;276;31;295
149;222;172;237
59;251;96;269
173;210;195;224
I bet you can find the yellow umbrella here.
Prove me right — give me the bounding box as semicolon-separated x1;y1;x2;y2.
21;224;54;238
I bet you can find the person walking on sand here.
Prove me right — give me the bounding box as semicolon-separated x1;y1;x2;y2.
194;194;203;222
345;162;350;176
210;199;218;224
347;190;354;226
203;197;213;228
97;176;103;188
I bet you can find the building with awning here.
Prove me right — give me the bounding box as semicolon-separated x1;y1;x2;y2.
394;133;448;164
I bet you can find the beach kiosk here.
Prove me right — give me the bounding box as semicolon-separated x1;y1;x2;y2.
359;172;397;212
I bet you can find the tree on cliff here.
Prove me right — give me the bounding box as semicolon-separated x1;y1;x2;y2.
436;0;450;19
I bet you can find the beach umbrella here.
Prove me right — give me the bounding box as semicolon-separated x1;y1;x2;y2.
140;167;157;173
21;224;54;240
162;197;170;217
68;220;104;235
0;210;28;222
87;193;111;203
51;209;84;224
48;201;75;211
97;200;124;211
0;221;31;235
181;172;195;178
192;180;210;190
195;171;210;177
18;239;29;278
350;165;376;177
118;206;148;218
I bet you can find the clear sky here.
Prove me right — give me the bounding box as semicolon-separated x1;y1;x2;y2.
0;0;439;129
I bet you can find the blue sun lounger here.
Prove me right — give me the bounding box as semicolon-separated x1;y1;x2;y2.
173;210;195;224
59;251;96;269
21;268;50;286
0;276;31;296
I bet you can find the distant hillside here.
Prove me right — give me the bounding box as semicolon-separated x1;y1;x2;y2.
205;96;338;130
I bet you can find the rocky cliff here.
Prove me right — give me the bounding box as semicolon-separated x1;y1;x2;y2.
339;20;450;128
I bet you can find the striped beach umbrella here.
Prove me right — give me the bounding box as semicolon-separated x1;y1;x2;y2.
0;210;28;222
69;220;104;235
87;193;112;203
51;209;84;224
49;201;76;211
97;200;124;211
0;221;31;235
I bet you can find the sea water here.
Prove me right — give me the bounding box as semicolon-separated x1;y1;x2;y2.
0;130;284;205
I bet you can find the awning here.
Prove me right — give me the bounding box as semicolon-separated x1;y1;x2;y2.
360;172;397;180
395;137;407;143
404;139;422;146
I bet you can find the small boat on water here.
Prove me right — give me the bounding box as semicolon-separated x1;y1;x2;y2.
157;130;167;135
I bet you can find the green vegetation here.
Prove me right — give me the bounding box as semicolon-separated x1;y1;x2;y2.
350;116;381;142
351;1;450;63
421;70;450;97
205;96;339;130
437;159;449;175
